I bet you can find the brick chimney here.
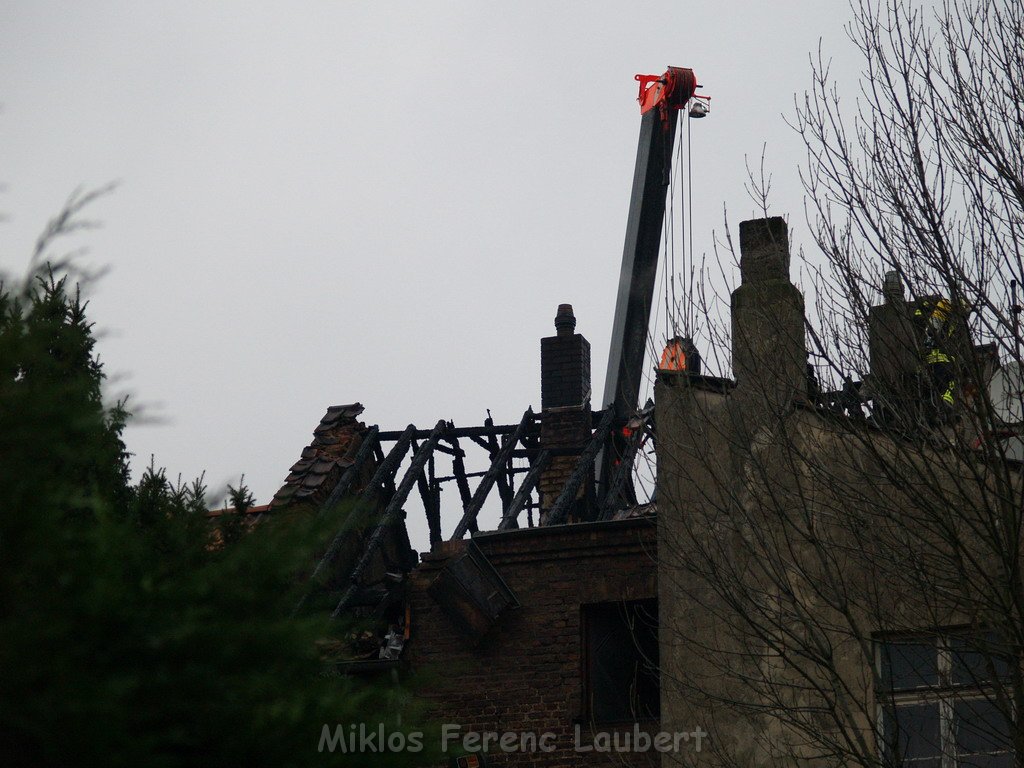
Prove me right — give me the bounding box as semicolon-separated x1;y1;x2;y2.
538;304;592;521
731;217;807;416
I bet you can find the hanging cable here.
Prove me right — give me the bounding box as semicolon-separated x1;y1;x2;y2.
665;136;675;343
677;109;686;337
668;124;675;339
662;191;671;346
687;107;695;337
664;111;685;342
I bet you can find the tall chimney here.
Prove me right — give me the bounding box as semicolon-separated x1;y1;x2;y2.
868;270;918;419
731;217;807;415
539;304;592;523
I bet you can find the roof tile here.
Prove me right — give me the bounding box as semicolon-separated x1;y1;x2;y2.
270;403;369;511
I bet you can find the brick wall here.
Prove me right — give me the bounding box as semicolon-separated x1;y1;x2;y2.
540;332;590;410
538;306;594;520
407;518;659;767
537;409;592;517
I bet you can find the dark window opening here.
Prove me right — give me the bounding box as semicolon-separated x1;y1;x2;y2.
877;632;1015;768
583;599;659;723
881;638;940;691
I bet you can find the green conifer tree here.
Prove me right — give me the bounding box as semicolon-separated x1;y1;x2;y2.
0;197;433;768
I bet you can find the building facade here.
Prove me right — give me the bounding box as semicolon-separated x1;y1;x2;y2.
656;218;1017;768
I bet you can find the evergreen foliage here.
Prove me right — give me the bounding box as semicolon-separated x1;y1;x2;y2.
0;205;432;767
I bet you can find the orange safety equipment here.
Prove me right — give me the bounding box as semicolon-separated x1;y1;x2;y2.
659;340;687;371
659;336;699;372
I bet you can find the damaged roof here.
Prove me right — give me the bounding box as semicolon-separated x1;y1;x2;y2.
205;503;272;518
271;403;368;509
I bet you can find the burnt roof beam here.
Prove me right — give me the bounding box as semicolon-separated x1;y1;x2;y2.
417;461;441;547
332;420;446;617
497;449;551;531
545;407;616;527
448;433;474;513
599;404;654;520
598;432;644;520
376;420;537;442
484;422;515;518
293;424;415;616
450;408;534;540
318;425;380;516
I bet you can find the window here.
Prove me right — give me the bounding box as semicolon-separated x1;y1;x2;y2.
582;599;660;723
877;632;1014;768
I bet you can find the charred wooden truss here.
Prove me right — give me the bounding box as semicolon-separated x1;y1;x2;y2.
290;403;655;626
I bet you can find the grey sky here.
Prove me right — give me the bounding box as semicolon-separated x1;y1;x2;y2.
1;1;864;544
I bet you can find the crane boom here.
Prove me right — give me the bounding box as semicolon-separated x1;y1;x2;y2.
598;66;700;508
602;67;698;421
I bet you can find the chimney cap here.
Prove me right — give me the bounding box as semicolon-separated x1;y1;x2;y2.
555;304;576;336
739;217;790;283
883;271;904;304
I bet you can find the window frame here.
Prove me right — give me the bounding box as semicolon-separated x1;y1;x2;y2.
875;631;1014;768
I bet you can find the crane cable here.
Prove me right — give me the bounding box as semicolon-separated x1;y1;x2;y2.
662;176;672;346
677;109;686;338
652;103;697;402
664;114;681;343
674;106;695;339
662;106;690;343
686;106;694;337
662;132;675;346
671;110;681;339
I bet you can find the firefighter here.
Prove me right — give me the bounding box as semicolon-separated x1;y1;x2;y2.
914;298;958;412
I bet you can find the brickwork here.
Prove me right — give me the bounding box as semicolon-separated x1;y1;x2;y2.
538;306;594;518
540;333;591;410
537;409;592;515
407;519;659;767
